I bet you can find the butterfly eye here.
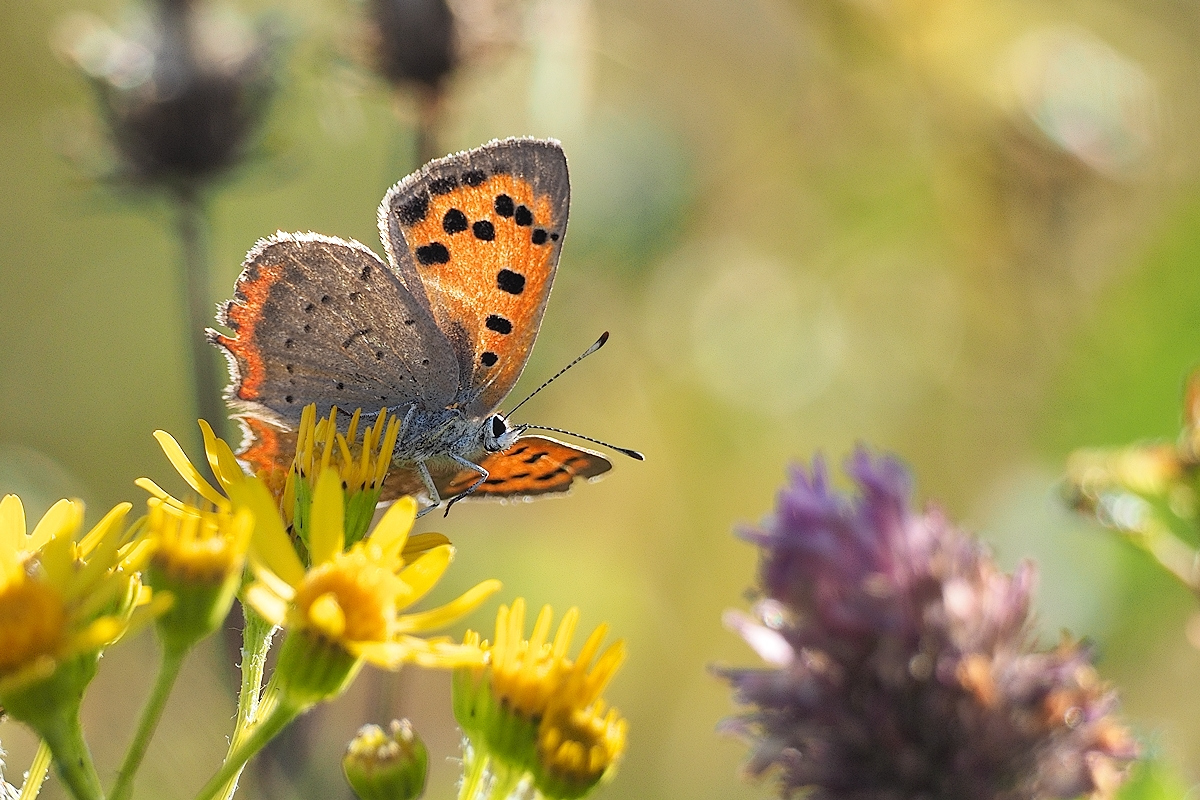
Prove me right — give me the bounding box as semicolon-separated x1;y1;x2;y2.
492;416;507;438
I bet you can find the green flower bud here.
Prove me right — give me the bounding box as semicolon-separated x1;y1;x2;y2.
343;719;428;800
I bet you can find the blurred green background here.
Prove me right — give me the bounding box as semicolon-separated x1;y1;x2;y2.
4;0;1200;797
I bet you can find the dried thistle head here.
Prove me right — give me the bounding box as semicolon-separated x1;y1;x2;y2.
56;0;281;194
717;450;1138;800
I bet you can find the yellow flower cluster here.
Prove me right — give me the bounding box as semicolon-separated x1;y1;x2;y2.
455;599;628;800
0;403;629;800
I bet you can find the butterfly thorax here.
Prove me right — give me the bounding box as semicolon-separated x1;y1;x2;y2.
390;406;518;468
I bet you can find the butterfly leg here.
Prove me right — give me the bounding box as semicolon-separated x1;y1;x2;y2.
395;404;417;443
443;455;489;516
415;460;444;518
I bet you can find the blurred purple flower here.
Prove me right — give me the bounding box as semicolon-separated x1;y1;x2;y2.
716;450;1136;800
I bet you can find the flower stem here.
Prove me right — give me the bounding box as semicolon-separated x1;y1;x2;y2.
40;709;104;800
414;86;442;166
194;698;298;800
214;605;277;800
18;740;51;800
174;184;226;443
108;646;187;800
457;747;488;800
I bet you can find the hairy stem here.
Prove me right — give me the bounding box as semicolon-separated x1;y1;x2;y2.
17;740;51;800
194;697;297;800
215;606;277;800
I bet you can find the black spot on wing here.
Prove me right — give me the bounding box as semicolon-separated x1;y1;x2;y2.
443;208;468;234
396;192;429;225
495;194;514;217
485;314;512;334
463;169;487;186
514;205;533;226
429;176;458;195
480;351;498;367
473;220;495;241
497;269;525;294
532;229;548;245
417;243;450;265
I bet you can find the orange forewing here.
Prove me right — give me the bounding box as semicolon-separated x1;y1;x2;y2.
441;435;611;499
211;260;287;403
402;175;561;410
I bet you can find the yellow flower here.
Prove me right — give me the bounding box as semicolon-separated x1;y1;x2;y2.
0;494;161;697
453;600;628;800
0;494;168;800
289;404;402;551
246;468;499;705
145;409;407;563
142;495;255;652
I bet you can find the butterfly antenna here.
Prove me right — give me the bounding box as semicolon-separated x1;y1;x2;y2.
506;332;611;418
519;425;645;461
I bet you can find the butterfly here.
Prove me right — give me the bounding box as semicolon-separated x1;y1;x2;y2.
209;138;639;511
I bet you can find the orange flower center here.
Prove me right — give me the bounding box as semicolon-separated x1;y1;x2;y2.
0;577;67;673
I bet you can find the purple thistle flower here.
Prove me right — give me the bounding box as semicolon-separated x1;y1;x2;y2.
717;449;1137;800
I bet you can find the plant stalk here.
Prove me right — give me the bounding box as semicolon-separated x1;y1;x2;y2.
109;646;187;800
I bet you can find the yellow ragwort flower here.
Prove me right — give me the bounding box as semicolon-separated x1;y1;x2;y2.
288;405;402;551
291;404;400;495
144;412;415;564
0;494;162;698
245;468;499;706
0;494;168;800
454;599;628;800
142;495;255;652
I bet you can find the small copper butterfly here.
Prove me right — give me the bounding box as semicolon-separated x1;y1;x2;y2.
209;138;639;510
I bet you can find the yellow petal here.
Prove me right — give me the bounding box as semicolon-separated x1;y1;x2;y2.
0;493;26;554
135;478;176;505
368;498;416;566
395;545;453;605
71;503;131;599
29;499;82;552
400;532;451;561
309;469;345;566
73;616;126;652
355;637;485;669
308;592;347;638
78;502;131;558
152;430;227;507
393;578;502;634
573;623;610;673
199;419;246;492
250;555;298;602
584;641;627;701
231;478;304;587
245;583;289;626
39;532;75;590
552;608;581;662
